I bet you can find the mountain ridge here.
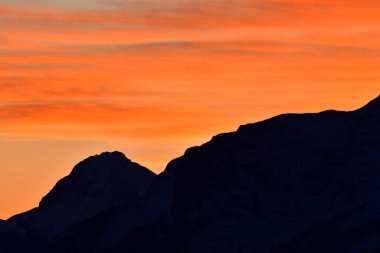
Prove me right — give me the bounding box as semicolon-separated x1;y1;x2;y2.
2;94;380;253
9;151;156;242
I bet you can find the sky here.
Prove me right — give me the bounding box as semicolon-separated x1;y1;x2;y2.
0;0;379;218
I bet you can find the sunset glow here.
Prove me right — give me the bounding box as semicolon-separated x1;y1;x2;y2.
0;0;379;218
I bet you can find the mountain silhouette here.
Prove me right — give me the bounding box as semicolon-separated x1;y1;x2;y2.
2;95;380;253
6;151;155;252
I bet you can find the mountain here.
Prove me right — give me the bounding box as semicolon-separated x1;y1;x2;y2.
100;95;379;253
0;219;29;252
273;199;380;253
9;151;155;247
3;95;380;253
0;219;25;237
45;158;178;252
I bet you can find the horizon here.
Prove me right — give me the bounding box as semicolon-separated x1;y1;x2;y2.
1;96;379;219
1;0;380;219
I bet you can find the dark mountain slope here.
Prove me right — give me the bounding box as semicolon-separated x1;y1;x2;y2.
10;151;156;242
0;219;29;252
45;157;178;252
112;95;380;253
273;199;380;253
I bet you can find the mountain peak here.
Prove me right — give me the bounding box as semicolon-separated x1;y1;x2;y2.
10;151;156;238
96;151;127;158
39;151;155;208
70;151;131;174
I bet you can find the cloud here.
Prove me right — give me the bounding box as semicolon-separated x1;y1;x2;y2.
0;99;135;120
0;63;81;70
2;38;379;59
0;1;330;31
0;0;110;9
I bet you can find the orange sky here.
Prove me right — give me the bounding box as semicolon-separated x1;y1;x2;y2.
0;0;379;219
